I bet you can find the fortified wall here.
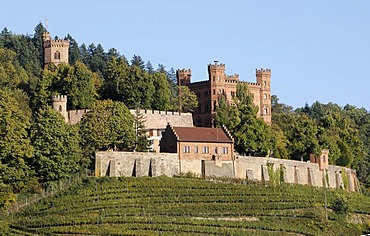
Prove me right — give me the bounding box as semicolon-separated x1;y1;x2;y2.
129;109;193;129
96;152;359;192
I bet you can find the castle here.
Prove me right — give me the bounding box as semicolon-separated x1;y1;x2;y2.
177;61;271;126
42;31;69;67
45;30;359;192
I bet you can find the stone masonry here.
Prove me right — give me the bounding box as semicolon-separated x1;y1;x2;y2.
96;152;359;192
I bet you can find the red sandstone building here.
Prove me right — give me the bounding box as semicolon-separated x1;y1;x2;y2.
160;124;234;161
177;61;271;127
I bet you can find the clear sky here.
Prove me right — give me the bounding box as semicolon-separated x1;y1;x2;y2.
2;0;370;110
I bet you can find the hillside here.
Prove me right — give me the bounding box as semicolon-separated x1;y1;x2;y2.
2;177;370;235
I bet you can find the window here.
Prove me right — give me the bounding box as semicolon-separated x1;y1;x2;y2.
54;51;61;60
194;146;198;153
202;146;209;154
59;105;62;112
263;106;268;115
213;76;215;81
264;81;267;87
183;146;190;153
213;89;216;95
218;89;221;94
264;93;267;100
214;147;218;154
218;76;220;81
222;147;228;154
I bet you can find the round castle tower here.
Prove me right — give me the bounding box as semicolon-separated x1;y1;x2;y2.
52;95;69;122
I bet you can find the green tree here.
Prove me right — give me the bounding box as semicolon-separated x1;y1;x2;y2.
178;86;198;113
145;61;154;74
131;55;145;70
79;100;135;154
32;22;47;68
133;107;149;152
216;83;274;156
31;108;82;182
65;34;80;65
0;48;29;89
0;89;33;192
68;61;99;109
152;72;171;110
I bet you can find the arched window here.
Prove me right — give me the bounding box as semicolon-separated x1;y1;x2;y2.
59;105;62;112
263;106;268;115
54;51;61;60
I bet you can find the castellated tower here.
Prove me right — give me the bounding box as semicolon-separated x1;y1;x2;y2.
256;68;271;125
176;69;192;86
42;31;69;68
52;95;69;122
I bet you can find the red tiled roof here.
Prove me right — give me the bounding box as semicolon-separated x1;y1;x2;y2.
172;127;232;143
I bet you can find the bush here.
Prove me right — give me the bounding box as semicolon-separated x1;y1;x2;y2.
331;193;349;214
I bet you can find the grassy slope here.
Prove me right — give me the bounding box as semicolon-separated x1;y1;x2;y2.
3;176;370;235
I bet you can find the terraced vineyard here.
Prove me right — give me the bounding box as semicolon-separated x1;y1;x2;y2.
3;176;370;235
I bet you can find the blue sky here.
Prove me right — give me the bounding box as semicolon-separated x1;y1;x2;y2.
2;1;370;110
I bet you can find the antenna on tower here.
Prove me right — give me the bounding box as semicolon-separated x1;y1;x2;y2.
45;18;48;30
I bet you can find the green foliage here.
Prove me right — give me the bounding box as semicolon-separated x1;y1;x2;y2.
133;107;149;152
6;177;370;235
79;100;135;153
152;72;171;110
0;89;33;192
331;193;349;215
0;48;30;89
341;168;349;190
178;86;198;113
31;108;82;182
217;83;274;156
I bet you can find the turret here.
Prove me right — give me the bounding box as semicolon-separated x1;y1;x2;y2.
208;60;225;83
256;68;272;125
52;95;68;122
176;69;192;86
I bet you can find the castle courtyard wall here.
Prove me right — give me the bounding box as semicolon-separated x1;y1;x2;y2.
95;152;358;191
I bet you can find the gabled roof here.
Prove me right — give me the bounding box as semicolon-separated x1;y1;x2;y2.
172;126;233;143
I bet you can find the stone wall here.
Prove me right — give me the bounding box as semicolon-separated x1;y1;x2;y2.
130;109;193;129
96;152;179;177
95;152;359;191
68;109;89;124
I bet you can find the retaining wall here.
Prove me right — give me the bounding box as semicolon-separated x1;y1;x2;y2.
95;152;358;191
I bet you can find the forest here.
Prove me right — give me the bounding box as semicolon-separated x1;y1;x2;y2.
1;23;370;211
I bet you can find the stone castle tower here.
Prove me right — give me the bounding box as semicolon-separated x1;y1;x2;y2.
52;95;69;122
42;31;69;67
177;61;272;127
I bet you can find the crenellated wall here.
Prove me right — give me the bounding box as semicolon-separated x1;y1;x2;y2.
95;152;359;192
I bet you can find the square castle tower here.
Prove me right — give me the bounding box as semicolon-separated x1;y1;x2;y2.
42;31;69;67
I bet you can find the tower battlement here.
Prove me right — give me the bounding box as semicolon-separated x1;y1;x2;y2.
177;68;191;74
42;31;69;67
52;95;68;102
208;62;225;69
176;68;192;86
256;68;271;74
